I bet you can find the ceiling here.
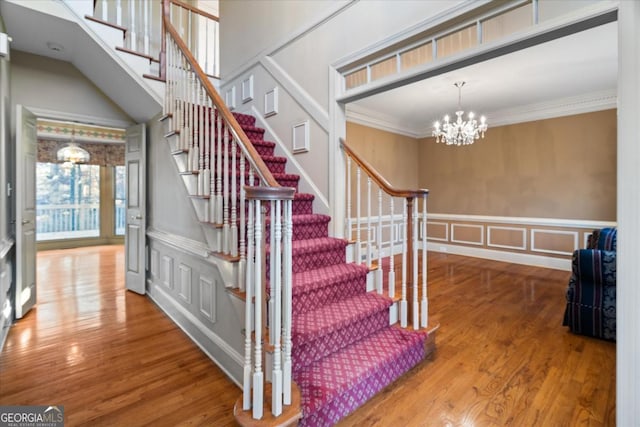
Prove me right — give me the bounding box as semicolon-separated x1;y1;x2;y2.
0;0;162;124
347;21;618;138
1;1;617;134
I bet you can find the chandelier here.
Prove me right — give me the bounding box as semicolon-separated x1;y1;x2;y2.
433;81;487;146
57;125;90;164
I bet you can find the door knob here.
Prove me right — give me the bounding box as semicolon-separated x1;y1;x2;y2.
21;220;30;225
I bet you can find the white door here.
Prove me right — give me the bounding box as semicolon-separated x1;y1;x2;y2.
15;105;37;318
125;123;146;294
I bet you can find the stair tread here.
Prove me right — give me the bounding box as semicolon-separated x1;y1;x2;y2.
293;293;391;343
292;263;368;296
295;325;426;417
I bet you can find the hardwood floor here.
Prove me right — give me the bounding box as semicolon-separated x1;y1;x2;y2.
0;247;615;426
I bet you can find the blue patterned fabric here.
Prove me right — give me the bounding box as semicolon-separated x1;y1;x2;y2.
563;228;617;341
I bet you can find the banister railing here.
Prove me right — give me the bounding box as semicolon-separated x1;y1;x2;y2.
164;11;294;422
92;0;219;80
341;139;430;330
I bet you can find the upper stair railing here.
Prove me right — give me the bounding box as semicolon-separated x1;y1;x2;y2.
92;0;219;80
163;8;295;422
341;139;430;330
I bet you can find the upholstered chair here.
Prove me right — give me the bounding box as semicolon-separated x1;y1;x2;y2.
562;227;617;341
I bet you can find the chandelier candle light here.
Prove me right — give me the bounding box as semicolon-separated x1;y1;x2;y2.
433;81;487;146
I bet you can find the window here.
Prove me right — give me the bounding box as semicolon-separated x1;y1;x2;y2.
36;163;101;241
114;166;126;236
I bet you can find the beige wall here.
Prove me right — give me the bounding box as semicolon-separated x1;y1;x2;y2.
418;109;617;221
346;122;419;190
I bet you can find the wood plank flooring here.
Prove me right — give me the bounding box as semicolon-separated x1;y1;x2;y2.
0;246;615;426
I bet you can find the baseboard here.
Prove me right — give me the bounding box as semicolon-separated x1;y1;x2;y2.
427;242;571;271
147;280;244;387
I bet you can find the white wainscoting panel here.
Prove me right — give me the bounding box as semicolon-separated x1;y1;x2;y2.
530;229;579;256
451;223;484;246
162;255;174;289
426;221;448;242
199;277;216;323
179;263;192;304
150;248;159;278
487;226;527;250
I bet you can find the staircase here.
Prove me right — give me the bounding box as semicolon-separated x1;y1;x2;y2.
228;112;429;426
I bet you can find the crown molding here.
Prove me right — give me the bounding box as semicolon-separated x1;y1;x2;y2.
346;104;421;138
349;90;617;139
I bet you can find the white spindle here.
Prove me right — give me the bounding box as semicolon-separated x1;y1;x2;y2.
129;0;137;51
356;167;362;264
215;111;223;224
388;197;395;299
346;156;352;240
401;202;408;328
203;87;211;199
376;188;383;294
238;154;247;292
268;200;275;347
242;198;254;410
198;86;205;196
231;138;238;256
282;199;293;405
252;200;264;420
367;177;372;267
144;0;150;55
116;0;122;26
421;195;428;328
271;201;283;416
222;123;230;253
100;0;108;21
412;200;419;330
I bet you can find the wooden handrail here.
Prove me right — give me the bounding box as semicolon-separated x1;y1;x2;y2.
170;0;219;22
340;139;429;199
164;18;280;188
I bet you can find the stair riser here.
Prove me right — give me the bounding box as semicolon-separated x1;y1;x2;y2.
210;157;286;174
292;310;389;373
265;220;329;243
266;246;346;277
292;277;366;316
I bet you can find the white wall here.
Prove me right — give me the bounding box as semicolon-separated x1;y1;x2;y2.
219;0;462;219
10;51;132;126
147;116;206;243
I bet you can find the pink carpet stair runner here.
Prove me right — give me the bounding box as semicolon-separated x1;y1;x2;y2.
229;112;428;426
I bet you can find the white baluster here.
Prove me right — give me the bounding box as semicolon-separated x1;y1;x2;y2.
203;87;211;202
401;202;408;328
282;199;293;405
376;188;383;294
268;200;275;348
367;177;372;267
413;200;419;331
271;201;283;416
129;0;137;51
100;0;108;21
243;199;255;410
231;137;238;257
215;114;223;225
115;0;122;26
238;154;246;292
143;0;150;55
356;167;362;264
421;195;428;328
197;85;205;196
388;197;395;299
346;156;352;241
252;200;264;420
222;123;230;254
